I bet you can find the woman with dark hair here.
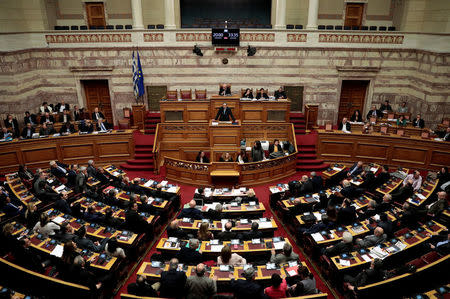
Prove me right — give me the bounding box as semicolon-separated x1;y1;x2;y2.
242;88;253;99
105;237;126;258
217;245;246;266
251;141;265;162
256;88;269;100
350;110;363;122
288;266;318;296
236;149;249;164
61;241;79;265
195;151;209;163
264;273;287;298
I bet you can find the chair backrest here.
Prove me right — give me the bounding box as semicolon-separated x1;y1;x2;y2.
115;25;124;29
195;89;207;100
387;113;395;119
352;25;359;30
335;25;343;30
344;26;351;30
166;90;178;100
361;26;368;30
125;24;132;29
396;129;404;136
380;126;389;134
147;24;156;29
118;119;130;129
325;123;333;131
388;26;396;31
180;89;192;100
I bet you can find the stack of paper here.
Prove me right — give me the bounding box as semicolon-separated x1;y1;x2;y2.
50;244;64;258
160;180;168;187
55;185;66;192
52;216;66;225
273;241;285;250
339;259;350;267
143;180;154;187
311;233;325;242
210;245;224;252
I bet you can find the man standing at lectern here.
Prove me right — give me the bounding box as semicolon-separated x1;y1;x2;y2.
215;103;235;122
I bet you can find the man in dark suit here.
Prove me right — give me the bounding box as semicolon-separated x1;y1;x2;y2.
274;86;287;99
391;179;414;202
54;191;72;214
59;109;72;123
38;123;54;136
442;127;450;141
338;198;356;225
24;111;37;126
176;239;202;265
125;202;151;233
159;258;187;298
310;171;323;192
340;180;358;199
50;160;68;178
215;103;235;121
177;200;203;220
92;107;105;122
412;113;425;128
372;165;390;189
55;101;70;113
230;267;265;299
40;112;54;124
4;114;19;137
217;222;236;241
73;105;81;121
358;200;378;220
366;105;383;120
67;164;78;187
60;121;76;134
243;222;263;240
167;220;187;239
80;119;94;133
299;175;314;195
21;123;35;139
379;100;392;112
338;117;351;132
324;231;353;256
347;161;364;177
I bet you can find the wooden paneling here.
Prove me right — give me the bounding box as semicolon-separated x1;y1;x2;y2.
317;130;450;171
86;2;106;28
345;3;364;27
338;80;368;123
284;86;303;111
146;85;166;111
0;131;134;173
132;105;145;129
83;80;112;123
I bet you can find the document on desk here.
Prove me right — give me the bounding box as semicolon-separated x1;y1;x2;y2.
160;180;168;187
52;216;66;225
339;259;350;267
311;233;325;242
166;186;177;193
112;171;120;176
416;193;426;200
258;221;273;229
210;245;224;252
50;244;64;258
361;254;372;262
332;167;343;171
370;167;378;173
273;241;285;250
55;185;66;192
143;180;154;187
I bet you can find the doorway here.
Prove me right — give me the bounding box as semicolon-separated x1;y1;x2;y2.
83;80;113;123
86;2;106;28
338;80;368;123
284;86;304;112
344;3;364;27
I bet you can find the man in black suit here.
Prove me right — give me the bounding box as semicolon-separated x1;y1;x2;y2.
338;198;356;225
442;127;450;141
300;175;314;195
4;114;19;137
176;238;202;265
60;121;76;134
55;100;70;113
391;179;414;202
178;200;203;220
243;222;263;240
73;105;81;121
347;161;364;177
412;113;425;128
67;164;78;187
74;226;108;252
159;258;187;298
125;202;151;233
379;100;392;112
219;84;231;96
40;112;54;124
92;107;105;122
54;191;72;214
372;165;390;189
274;86;287;99
21;123;35;139
338;117;351;132
38;123;54;136
24;111;37;126
80;119;94;133
50;160;68;178
340;179;358;199
59;109;72;123
217;222;236;241
167;220;187;239
215;103;235;122
310;171;324;192
230;267;265;299
366;105;383;120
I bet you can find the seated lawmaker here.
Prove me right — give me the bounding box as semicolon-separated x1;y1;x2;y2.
219;83;231;96
356;227;386;248
269;139;283;155
366;105;382;119
59;109;72;123
0;127;12;139
299;175;314;195
196;151;209;163
197;222;214;241
50;160;68;178
403;170;422;192
338;117;351;133
60;121;76;135
379;100;392;112
242;88;253;99
256;88;269;100
324;231;353;256
243;222;263;240
397;101;408;113
40;101;53;114
350;110;363;122
80;119;94;133
96;119;109;131
39;123;55;136
287;266;318;296
251;141;265;162
55;100;70;113
427;191;448;217
178;200;203;220
215;102;235;121
73;105;81;121
24;111;37;126
176;238;203;265
159;258;187;298
236;149;249;163
217;222;236;241
344;259;385;291
167;220;187;239
21;123;35;139
396;114;407;126
219;152;233;162
270;243;299;264
347;161;364;177
4;114;19;137
217;245;246;266
274;86;286;99
74;226;108;252
391;179;414;202
412;113;425;128
40;112;54;124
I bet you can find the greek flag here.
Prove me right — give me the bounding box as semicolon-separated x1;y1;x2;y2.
132;51;145;99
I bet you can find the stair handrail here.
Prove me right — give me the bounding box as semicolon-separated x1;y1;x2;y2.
290;123;298;152
153;123;161;174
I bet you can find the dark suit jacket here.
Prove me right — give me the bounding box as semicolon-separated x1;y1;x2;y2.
380;104;392;111
178;207;203;220
341;185;357;198
325;241;353;256
21;127;35;139
40;115;54;124
366;109;383;119
243;230;263;241
74;110;81;121
159;269;187;298
4;119;19;136
195;155;209;163
215;107;235;121
51;166;66;178
92;111;105;121
217;230;237;241
274;90;287;99
412;118;425;128
125;209;148;233
391;184;413;202
256;92;269;100
55;103;70;112
60;124;76;134
338;122;351;131
54;199;72;214
268;144;282;153
338;206;356;225
219;86;231;96
24;114;37;125
176;247;202;265
348;163;363;177
311;175;324;191
59;114;72;123
230;278;265;299
300;180;314;194
242;92;253;99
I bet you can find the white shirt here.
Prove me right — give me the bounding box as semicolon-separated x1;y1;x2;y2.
33;221;60;237
403;173;422;192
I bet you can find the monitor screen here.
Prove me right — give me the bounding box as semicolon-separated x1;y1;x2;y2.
212;28;240;46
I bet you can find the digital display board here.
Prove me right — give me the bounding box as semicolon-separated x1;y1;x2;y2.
212;28;240;46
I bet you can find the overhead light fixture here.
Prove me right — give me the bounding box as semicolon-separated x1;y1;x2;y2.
193;45;203;56
247;45;256;56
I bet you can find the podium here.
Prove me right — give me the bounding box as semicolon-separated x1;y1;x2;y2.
209;119;241;147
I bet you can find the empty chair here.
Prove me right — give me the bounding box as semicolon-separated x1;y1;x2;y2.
361;26;368;30
394;227;410;237
286;24;294;29
295;25;303;29
180;89;192;100
147;24;156;29
318;25;325;30
156;24;164;29
70;25;79;30
421;251;441;264
335;25;343;30
54;26;63;30
344;26;351;30
379;26;387;31
90;26;97;30
351;25;359;30
166;90;178;100
80;25;88;30
115;25;124;29
125;24;132;29
195;89;207;100
97;25;105;29
407;258;426;269
106;25;114;30
388;26;396;31
369;26;377;31
326;25;333;30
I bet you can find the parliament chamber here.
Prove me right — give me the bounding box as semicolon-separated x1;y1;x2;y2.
0;0;449;298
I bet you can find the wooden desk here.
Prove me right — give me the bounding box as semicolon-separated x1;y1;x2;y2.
0;130;134;173
178;219;277;235
406;178;439;206
209;120;241;147
317;130;450;171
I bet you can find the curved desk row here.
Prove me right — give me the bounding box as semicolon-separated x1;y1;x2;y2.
0;130;134;173
317;130;450;171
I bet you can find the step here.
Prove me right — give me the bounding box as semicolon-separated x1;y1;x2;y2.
296;163;330;171
297;153;317;159
135;147;153;152
291;119;306;124
144;124;157;128
135;153;154;159
290;112;304;118
296;159;324;165
144;119;160;124
146;113;161;118
144;130;156;134
126;159;154;165
120;163;154;171
297;147;316;153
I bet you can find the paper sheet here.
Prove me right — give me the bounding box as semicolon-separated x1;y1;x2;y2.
55;185;66;192
332;167;343;171
112;171;120;176
210;245;224;252
50;244;64;258
143;180;154;187
311;233;325;242
52;216;65;225
416;193;426;200
361;254;372;262
339;259;350;267
160;180;168;187
370;167;378;172
273;241;285;250
258;221;272;229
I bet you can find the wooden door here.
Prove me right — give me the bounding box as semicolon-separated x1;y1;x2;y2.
344;3;364;27
83;80;113;122
146;85;167;111
338;80;368;123
284;86;304;111
86;2;106;28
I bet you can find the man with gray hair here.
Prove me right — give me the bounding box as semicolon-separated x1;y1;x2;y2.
270;242;299;264
87;159;97;178
75;166;88;194
229;265;264;298
324;231;354;256
176;238;202;265
310;171;324;192
49;160;68;178
159;258;187;298
206;203;223;220
185;263;217;299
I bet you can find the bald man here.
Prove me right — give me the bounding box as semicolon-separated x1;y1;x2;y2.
159;258;187;298
356;227;386;248
185;263;217;299
300;175;314;194
177;199;203;220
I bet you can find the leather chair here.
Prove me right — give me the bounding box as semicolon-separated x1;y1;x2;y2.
166;90;178;100
195;89;207;100
180;89;192;100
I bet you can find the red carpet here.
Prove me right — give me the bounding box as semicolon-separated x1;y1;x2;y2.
114;170;336;298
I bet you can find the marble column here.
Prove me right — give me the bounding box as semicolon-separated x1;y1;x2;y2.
164;0;177;29
306;0;319;30
274;0;286;29
131;0;144;30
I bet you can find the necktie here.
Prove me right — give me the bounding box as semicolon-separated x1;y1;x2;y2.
223;109;226;115
372;110;376;116
101;122;106;131
96;113;100;119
